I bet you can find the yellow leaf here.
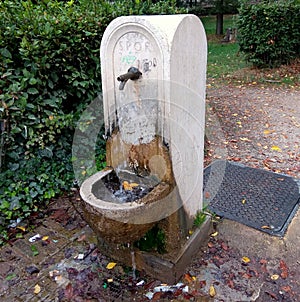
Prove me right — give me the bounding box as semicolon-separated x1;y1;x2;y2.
123;181;131;190
271;274;279;281
107;278;114;283
17;226;26;232
123;181;139;191
242;256;251;263
34;284;41;294
232;113;238;116
211;231;218;237
261;225;271;229
236;121;242;125
42;236;49;241
106;262;117;270
241;199;246;204
209;285;216;297
240;137;251;142
263;130;271;135
271;146;282;152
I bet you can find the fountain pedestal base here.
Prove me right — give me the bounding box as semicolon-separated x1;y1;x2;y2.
97;217;212;284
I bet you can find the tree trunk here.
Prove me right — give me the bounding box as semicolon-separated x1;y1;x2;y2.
216;13;224;35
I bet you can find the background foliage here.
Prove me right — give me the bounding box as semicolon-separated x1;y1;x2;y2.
0;0;181;244
237;0;300;67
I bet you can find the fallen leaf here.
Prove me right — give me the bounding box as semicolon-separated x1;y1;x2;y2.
260;259;268;264
227;279;234;288
271;145;282;152
231;157;241;161
199;280;206;288
183;273;193;283
240;137;251;142
123;181;139;191
211;231;218;237
242;256;251;264
64;283;74;300
42;236;49;241
221;242;228;251
279;260;289;279
241;199;246;204
209;285;216;297
50;209;70;223
261;225;271;229
77;234;86;242
208;242;214;248
242;273;251;279
34;284;41;294
281;285;291;292
106;262;117;270
271;274;279;281
17;226;26;232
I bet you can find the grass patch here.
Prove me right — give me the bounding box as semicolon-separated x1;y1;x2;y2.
200;15;237;36
200;15;299;86
200;15;248;83
207;42;247;81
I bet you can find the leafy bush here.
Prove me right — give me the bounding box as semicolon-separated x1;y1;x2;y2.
0;0;182;244
237;0;300;67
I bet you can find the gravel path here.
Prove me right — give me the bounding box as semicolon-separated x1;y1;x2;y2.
205;84;299;178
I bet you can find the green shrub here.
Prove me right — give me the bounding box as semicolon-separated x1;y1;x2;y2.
0;0;182;245
237;0;300;67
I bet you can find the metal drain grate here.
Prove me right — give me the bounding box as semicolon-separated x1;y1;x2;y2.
203;160;300;236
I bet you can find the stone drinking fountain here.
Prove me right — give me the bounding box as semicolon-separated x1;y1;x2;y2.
79;14;209;282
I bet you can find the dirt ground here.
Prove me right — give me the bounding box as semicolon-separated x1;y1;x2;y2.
189;83;300;302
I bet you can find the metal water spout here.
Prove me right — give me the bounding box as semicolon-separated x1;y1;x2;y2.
117;67;142;90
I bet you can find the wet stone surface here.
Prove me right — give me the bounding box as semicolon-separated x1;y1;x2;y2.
98;169;156;203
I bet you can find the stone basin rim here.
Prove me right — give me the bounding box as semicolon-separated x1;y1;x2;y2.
80;168;168;211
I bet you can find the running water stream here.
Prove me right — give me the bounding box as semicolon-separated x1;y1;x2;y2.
127;243;137;280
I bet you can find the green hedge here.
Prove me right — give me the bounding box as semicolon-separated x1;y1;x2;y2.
0;0;182;244
237;0;300;67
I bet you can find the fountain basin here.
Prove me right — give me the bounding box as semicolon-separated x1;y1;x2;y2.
80;168;176;243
